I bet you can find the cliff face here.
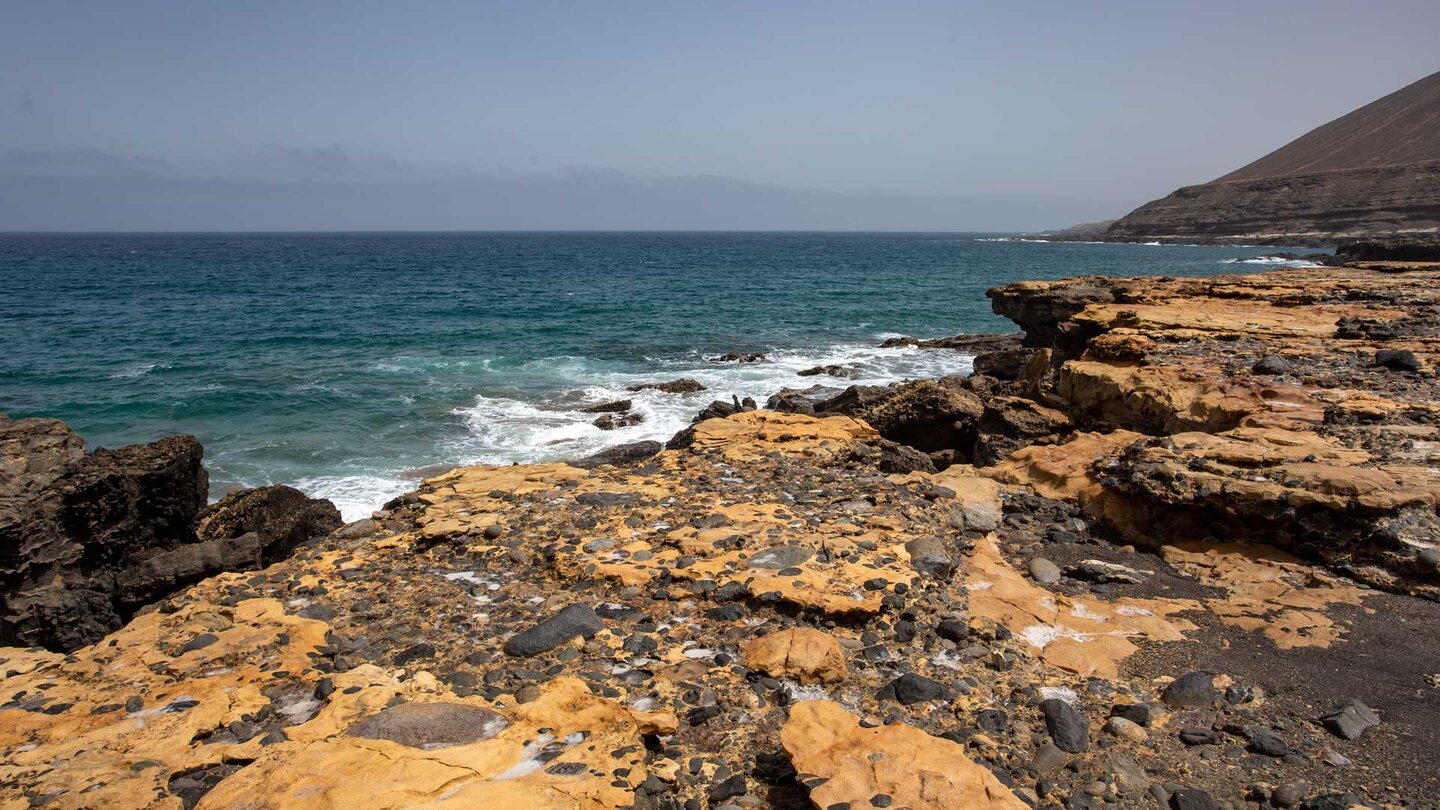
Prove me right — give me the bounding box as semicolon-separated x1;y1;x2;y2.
1105;70;1440;244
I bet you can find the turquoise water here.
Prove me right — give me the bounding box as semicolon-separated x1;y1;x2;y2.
0;232;1310;518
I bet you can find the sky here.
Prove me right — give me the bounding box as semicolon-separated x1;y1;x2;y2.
2;1;1437;231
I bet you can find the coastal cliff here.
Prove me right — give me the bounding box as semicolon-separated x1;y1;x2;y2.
1103;70;1440;245
5;257;1440;808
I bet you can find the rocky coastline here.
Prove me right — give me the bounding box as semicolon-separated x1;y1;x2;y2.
4;249;1440;808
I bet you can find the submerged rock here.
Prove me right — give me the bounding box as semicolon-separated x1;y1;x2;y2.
627;378;706;394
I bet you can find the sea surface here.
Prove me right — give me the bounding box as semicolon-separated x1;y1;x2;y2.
0;232;1319;520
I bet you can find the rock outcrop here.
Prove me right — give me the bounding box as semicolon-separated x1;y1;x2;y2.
0;415;340;651
1104;70;1440;244
10;258;1440;806
987;260;1440;599
8;397;1437;806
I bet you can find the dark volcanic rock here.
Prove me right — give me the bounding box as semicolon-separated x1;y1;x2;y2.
878;333;1021;353
1374;348;1421;372
1169;788;1220;810
1161;672;1220;709
571;441;663;470
1336;238;1440;263
876;673;948;705
1321;698;1380;740
1251;355;1294;375
971;396;1071;467
971;347;1035;381
1038;698;1089;753
0;414;340;652
627;379;706;394
817;379;983;455
797;364;858;379
195;485;342;561
710;352;765;363
503;604;603;657
592;412;644;430
765;386;835;415
582;399;632;414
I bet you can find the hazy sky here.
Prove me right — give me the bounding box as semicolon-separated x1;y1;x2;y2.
2;1;1437;230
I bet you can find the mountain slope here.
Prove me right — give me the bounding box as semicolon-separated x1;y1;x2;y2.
1106;70;1440;244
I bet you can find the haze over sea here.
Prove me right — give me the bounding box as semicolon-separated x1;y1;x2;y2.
0;232;1311;520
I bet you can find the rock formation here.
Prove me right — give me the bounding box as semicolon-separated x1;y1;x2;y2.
1104;70;1440;244
6;257;1440;807
0;414;341;651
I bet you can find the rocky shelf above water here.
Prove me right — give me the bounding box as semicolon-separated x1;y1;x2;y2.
4;255;1440;809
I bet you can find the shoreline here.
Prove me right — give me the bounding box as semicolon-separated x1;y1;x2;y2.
5;247;1440;807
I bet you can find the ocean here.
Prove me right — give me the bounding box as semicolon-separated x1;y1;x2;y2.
0;232;1316;520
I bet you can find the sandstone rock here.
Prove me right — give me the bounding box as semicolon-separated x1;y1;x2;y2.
742;628;847;684
780;700;1027;809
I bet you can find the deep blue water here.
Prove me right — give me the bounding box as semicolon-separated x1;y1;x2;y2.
0;232;1312;518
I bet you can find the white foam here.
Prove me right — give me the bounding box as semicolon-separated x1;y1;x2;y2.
1225;256;1323;268
443;343;975;471
292;473;414;522
108;362;170;379
299;341;978;521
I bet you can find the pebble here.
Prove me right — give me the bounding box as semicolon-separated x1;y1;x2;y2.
1320;698;1380;740
876;673;947;705
1251;355;1293;375
1161;671;1219;709
1028;557;1061;585
1246;728;1288;758
1169;787;1220;810
1270;781;1309;808
503;604;603;657
1038;697;1089;753
1109;702;1152;727
1104;715;1148;743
